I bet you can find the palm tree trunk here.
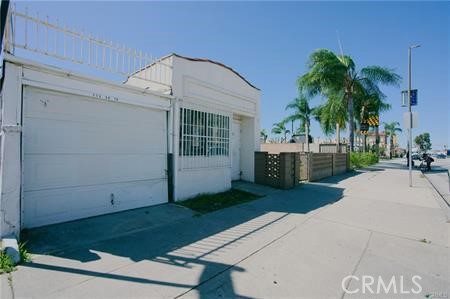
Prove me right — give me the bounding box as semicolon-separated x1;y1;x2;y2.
291;120;294;138
348;94;354;152
375;125;380;156
336;123;340;153
305;122;310;152
390;136;394;159
363;134;367;152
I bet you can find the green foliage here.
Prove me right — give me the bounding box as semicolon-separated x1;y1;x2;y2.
271;122;287;135
313;90;347;135
354;92;391;125
19;242;31;263
0;242;32;274
0;251;15;274
260;129;268;143
178;189;260;214
271;122;290;142
414;133;432;153
284;95;312;126
384;121;402;158
283;95;314;140
384;122;402;137
297;48;401;151
350;152;379;169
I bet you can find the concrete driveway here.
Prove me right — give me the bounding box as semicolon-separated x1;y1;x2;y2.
1;160;449;299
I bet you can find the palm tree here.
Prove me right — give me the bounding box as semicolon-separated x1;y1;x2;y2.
384;121;402;158
283;95;313;151
271;122;290;143
313;90;347;152
354;92;391;152
260;129;268;143
297;49;401;151
369;95;391;153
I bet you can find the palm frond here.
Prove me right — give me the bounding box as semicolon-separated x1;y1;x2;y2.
360;66;402;86
298;49;347;95
383;121;402;136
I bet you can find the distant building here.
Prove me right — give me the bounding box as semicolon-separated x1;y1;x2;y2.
354;131;399;156
290;134;313;144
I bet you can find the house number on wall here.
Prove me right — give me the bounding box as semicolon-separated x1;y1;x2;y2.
92;92;119;102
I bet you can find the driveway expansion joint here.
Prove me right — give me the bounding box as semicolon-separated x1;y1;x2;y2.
340;231;373;299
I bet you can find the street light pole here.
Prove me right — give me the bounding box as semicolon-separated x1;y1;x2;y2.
408;44;420;187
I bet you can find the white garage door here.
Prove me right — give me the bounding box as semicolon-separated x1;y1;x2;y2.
22;86;168;228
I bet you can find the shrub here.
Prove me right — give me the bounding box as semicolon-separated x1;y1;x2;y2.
19;242;31;263
0;242;31;274
0;251;15;274
350;152;379;169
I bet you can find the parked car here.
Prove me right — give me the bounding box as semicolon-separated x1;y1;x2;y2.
411;153;421;160
436;153;446;159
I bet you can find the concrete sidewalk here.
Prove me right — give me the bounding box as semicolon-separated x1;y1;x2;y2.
1;160;449;299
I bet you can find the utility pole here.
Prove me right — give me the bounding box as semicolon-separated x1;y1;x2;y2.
408;44;420;187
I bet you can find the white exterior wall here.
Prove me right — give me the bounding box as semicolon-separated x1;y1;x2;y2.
126;55;260;200
0;62;22;238
0;56;171;237
126;56;174;94
0;53;259;235
170;56;260;200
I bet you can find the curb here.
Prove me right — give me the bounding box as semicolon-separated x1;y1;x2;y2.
422;171;450;222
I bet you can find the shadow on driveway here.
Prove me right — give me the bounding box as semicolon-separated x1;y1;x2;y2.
21;178;348;298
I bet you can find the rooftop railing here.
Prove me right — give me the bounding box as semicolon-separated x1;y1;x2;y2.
3;4;172;90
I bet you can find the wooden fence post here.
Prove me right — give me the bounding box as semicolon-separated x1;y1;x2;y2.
279;152;293;189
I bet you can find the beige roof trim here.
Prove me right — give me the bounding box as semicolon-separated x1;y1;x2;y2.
129;53;260;91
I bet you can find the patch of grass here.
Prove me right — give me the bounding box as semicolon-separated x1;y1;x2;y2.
177;189;261;214
19;242;31;263
0;242;32;274
0;251;15;274
350;152;379;169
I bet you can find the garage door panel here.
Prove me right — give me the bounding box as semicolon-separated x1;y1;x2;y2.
24;153;166;191
24;116;166;155
23;86;168;228
24;179;167;228
25;87;165;126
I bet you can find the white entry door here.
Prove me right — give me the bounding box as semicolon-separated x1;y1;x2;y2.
22;86;168;228
231;120;241;181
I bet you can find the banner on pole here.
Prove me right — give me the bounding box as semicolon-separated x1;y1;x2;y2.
401;89;418;106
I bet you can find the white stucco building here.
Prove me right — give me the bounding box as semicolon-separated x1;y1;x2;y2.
0;52;260;238
126;54;260;200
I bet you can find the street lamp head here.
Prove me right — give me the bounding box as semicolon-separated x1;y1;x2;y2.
410;44;421;49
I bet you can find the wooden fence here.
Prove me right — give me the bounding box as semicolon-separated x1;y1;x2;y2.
255;151;350;188
332;153;348;176
261;143;347;153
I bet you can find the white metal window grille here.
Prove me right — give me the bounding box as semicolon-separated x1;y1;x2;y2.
3;5;172;89
179;107;231;170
